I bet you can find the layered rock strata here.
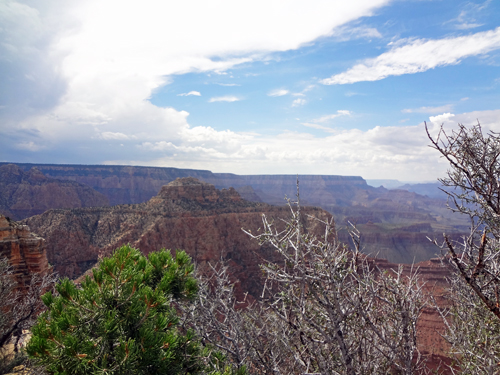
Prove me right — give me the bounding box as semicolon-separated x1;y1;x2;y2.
23;178;330;298
0;164;109;220
0;215;49;288
4;162;469;264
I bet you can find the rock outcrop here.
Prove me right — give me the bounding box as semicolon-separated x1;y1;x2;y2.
0;164;109;220
0;215;49;288
23;178;330;298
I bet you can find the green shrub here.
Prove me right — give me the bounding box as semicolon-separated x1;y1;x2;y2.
27;245;235;375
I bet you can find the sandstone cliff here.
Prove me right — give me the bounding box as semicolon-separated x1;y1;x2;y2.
0;164;109;220
0;215;49;288
23;178;330;298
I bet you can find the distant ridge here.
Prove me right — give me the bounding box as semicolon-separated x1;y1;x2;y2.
0;163;109;220
1;162;366;206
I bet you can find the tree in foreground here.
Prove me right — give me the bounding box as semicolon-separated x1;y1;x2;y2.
426;122;500;373
184;191;427;374
27;245;237;375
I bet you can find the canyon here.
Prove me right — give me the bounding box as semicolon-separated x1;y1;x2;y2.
0;162;466;370
3;162;469;264
22;177;331;299
19;177;454;370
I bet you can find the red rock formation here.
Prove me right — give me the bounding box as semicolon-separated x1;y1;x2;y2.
0;164;109;220
23;178;330;299
0;215;49;288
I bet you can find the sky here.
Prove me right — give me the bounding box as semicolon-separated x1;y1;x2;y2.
1;0;500;182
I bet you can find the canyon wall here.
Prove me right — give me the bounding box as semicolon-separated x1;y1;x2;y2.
5;162;469;264
0;164;109;220
6;163;217;205
2;163;376;207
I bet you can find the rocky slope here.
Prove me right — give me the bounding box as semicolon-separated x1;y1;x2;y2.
23;178;330;298
0;164;109;220
0;214;49;288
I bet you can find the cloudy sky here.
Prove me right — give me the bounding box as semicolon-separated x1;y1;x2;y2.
1;0;499;181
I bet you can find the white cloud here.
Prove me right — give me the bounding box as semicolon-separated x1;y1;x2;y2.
330;25;382;41
445;1;490;30
2;0;392;152
427;110;500;134
301;110;351;132
302;123;335;132
313;110;351;122
101;132;130;140
289;84;317;98
321;27;500;85
208;96;240;103
402;105;453;114
217;83;240;87
292;98;306;107
177;91;201;96
455;20;483;30
136;109;500;181
268;89;289;97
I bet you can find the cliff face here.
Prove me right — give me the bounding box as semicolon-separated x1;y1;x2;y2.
3;163;369;207
7;163;218;206
0;215;49;288
23;178;330;298
0;164;109;220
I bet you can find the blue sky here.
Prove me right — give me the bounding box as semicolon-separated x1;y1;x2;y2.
1;0;500;181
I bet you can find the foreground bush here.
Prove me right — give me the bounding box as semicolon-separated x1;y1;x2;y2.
26;245;236;375
183;195;427;375
427;122;500;373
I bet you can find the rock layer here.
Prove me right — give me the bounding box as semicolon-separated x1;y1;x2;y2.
0;215;49;288
0;164;109;220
